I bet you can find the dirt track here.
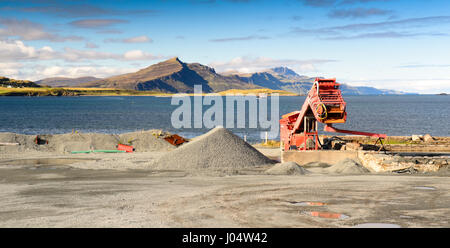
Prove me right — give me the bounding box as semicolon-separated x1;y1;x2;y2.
0;152;449;227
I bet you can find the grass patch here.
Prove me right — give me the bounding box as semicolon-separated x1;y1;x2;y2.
0;87;163;96
384;139;419;145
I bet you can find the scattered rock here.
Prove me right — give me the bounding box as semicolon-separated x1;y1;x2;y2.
358;151;445;173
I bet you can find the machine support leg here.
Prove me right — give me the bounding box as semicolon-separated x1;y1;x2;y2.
375;138;387;152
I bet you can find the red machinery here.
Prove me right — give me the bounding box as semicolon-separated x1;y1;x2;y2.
280;78;386;151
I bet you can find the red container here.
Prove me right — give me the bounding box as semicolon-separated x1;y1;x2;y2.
117;144;135;153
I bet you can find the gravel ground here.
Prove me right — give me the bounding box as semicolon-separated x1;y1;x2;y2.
0;129;448;227
0;159;448;227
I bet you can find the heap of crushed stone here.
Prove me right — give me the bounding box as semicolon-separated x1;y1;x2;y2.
0;132;43;153
265;161;310;175
118;130;175;152
48;133;119;153
154;127;274;171
325;159;370;174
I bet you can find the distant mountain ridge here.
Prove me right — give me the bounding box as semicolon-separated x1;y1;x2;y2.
236;66;409;95
36;76;100;87
82;57;261;93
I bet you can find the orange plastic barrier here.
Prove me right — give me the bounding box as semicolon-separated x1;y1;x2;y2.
117;144;135;153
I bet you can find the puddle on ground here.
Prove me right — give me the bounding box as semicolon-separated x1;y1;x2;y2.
413;186;436;190
289;201;327;206
354;223;401;228
301;211;349;219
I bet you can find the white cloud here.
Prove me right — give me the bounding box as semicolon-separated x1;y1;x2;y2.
69;19;127;29
0;40;57;61
62;47;120;61
38;65;136;79
209;56;336;73
85;42;99;48
1;62;138;81
105;35;153;43
0;40;168;80
123;50;160;60
0;39;163;62
123;35;152;43
0;62;22;77
0;39;167;80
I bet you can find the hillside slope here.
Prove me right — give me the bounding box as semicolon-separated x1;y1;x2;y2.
36;77;100;87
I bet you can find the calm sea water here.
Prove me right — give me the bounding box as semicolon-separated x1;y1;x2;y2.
0;95;449;142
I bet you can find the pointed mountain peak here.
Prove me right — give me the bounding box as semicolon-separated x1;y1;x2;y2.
168;56;181;62
163;56;184;65
138;57;184;72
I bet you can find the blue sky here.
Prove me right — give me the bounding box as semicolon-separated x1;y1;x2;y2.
1;0;449;93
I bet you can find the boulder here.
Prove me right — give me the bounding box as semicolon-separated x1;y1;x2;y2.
423;134;434;143
346;142;362;151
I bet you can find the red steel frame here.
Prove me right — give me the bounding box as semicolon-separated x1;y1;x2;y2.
280;78;386;151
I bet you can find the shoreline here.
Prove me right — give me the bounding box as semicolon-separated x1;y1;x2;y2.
0;87;300;97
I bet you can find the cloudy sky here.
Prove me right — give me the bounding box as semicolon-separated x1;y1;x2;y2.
1;0;449;93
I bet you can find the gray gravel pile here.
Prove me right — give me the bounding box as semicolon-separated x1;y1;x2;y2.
325;158;370;174
155;127;274;171
265;162;310;175
48;133;119;153
0;132;49;152
118;130;174;152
